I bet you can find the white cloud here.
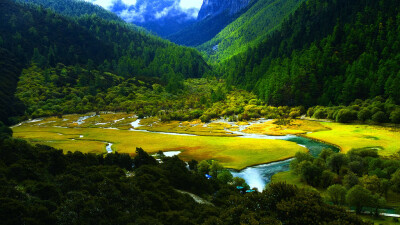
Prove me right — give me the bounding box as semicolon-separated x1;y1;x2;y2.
84;0;137;9
121;0;137;6
86;0;204;22
179;0;203;10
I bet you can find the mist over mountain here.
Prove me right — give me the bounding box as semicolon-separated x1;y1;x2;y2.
197;0;251;20
167;0;253;46
86;0;202;37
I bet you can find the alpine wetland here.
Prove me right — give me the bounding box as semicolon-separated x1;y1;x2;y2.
1;0;400;224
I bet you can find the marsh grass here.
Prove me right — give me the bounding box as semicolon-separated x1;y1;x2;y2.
13;125;306;170
243;119;330;136
306;122;400;155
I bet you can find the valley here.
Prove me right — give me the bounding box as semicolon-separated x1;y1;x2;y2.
12;111;400;193
2;0;400;224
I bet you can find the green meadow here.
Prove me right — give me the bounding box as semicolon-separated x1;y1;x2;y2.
305;122;400;155
12;125;306;170
12;113;400;170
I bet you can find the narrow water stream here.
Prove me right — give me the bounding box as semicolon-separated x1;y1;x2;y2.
130;118;339;191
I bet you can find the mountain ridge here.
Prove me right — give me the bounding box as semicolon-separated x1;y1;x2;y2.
197;0;251;20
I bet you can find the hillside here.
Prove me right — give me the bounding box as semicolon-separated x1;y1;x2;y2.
14;0;122;21
0;48;24;125
220;0;400;106
167;0;254;47
198;0;305;63
0;0;210;121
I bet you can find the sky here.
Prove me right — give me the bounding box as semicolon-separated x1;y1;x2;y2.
85;0;204;22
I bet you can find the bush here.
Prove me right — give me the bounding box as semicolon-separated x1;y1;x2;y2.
327;184;346;205
357;108;372;121
200;114;211;123
335;109;357;123
390;109;400;124
313;109;327;119
306;107;315;117
371;111;387;123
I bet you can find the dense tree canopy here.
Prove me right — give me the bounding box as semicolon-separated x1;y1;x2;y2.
220;0;400;107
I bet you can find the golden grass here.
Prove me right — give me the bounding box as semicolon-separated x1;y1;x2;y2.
305;122;400;155
12;125;306;170
12;126;107;154
243;119;329;136
136;119;239;136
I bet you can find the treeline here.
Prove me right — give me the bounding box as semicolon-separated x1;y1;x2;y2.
0;48;25;125
0;131;369;224
291;147;400;214
15;65;305;122
220;0;400;106
0;0;210;123
199;0;304;63
307;97;400;124
14;0;122;22
0;0;209;78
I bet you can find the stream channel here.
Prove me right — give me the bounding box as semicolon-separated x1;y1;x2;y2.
80;116;339;191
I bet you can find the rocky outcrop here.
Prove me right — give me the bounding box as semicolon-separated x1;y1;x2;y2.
197;0;251;20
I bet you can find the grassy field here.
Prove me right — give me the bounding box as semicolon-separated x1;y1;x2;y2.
136;119;239;136
12;126;306;170
243;119;330;136
13;114;400;169
305;122;400;155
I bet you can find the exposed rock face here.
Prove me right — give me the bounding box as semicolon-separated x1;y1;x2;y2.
197;0;251;20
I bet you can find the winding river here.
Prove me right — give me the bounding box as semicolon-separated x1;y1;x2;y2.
230;136;338;191
71;115;338;190
127;118;339;191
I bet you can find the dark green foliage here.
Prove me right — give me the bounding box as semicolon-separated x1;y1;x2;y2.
390;109;400;123
346;185;374;214
391;169;400;192
0;0;210;123
0;138;368;224
371;111;388;123
0;48;25;125
133;147;157;168
335;109;357;123
327;184;347;205
348;148;378;158
327;153;348;174
199;0;306;62
307;98;400;124
220;0;400;107
14;0;122;21
0;122;13;141
358;108;372;122
300;161;323;187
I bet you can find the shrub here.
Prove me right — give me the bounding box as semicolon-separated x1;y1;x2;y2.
200;114;211;123
390;109;400;124
335;109;357;123
357;108;372;122
313;109;327;119
306;107;315;117
327;184;346;205
371;111;387;123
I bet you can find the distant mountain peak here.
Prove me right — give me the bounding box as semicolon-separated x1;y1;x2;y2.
197;0;251;20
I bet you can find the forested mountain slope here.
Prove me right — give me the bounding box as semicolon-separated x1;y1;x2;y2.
167;0;255;47
0;0;210;122
0;134;369;225
199;0;305;63
0;48;24;125
220;0;400;106
14;0;122;21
